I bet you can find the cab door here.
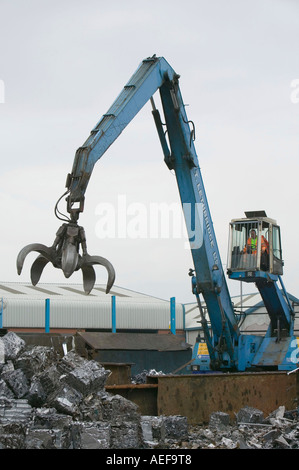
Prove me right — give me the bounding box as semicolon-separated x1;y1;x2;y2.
271;225;283;275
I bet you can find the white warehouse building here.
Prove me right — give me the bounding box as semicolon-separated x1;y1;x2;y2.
0;282;185;333
1;282;298;354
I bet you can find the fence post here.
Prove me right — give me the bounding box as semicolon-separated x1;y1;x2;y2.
45;298;50;333
111;295;116;333
170;297;176;335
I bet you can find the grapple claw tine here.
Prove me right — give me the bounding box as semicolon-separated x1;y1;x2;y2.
106;267;116;294
17;243;53;275
61;244;79;278
30;255;50;286
81;265;96;295
81;254;116;294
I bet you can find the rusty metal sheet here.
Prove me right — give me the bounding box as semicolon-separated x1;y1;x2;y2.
106;384;158;416
156;372;299;424
78;332;191;351
101;362;132;385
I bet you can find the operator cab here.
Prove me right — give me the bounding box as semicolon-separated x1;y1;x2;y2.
227;211;283;281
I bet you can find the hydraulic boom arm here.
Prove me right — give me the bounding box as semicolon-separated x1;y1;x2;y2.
17;55;239;369
17;55;297;372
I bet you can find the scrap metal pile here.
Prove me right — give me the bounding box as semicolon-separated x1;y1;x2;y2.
185;406;299;449
0;331;298;449
0;332;188;449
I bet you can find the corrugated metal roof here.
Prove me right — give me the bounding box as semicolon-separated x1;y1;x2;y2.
0;282;168;301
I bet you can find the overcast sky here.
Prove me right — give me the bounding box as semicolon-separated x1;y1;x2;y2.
0;0;298;304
